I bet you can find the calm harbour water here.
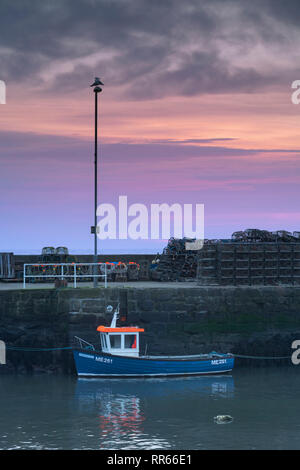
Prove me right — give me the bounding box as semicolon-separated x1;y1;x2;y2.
0;367;300;450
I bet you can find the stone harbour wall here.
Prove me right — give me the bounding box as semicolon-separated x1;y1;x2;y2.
1;285;300;374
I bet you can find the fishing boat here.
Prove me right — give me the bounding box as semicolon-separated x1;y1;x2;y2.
72;305;234;378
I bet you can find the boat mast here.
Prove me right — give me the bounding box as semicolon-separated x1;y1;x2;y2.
110;303;120;328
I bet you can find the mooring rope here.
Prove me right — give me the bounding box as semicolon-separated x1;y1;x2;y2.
233;353;290;360
6;346;73;352
4;346;291;359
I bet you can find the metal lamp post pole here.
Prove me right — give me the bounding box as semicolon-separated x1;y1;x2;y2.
93;87;99;287
90;77;103;288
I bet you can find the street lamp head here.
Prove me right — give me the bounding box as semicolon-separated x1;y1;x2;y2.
93;86;102;93
90;77;104;87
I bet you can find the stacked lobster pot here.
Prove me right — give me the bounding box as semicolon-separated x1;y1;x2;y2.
81;261;141;282
100;262;115;281
197;228;300;286
0;253;15;279
231;229;300;243
150;237;200;282
114;262;128;282
127;262;140;281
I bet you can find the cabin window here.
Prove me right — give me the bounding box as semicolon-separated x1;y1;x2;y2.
101;334;108;349
109;334;121;349
124;334;137;349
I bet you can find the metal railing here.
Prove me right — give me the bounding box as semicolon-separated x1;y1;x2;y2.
23;262;107;289
74;336;95;351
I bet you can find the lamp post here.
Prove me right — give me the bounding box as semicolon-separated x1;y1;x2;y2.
90;77;103;287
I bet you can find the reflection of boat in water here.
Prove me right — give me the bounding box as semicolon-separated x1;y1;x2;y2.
73;305;234;378
74;375;234;405
99;395;144;440
74;375;234;450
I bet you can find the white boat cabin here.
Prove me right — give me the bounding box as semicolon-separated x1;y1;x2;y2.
97;311;144;358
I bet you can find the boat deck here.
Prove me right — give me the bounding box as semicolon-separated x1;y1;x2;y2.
140;353;231;360
75;348;232;362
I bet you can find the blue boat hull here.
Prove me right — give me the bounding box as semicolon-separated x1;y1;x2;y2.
73;349;234;377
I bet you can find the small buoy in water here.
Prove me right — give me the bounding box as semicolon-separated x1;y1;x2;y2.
214;415;233;424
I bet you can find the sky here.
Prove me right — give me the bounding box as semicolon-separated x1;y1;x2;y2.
1;0;300;254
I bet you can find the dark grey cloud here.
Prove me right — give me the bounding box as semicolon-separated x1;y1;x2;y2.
125;51;275;100
151;138;238;144
1;130;299;165
0;0;299;98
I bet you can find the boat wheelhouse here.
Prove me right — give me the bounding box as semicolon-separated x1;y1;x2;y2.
97;325;144;358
